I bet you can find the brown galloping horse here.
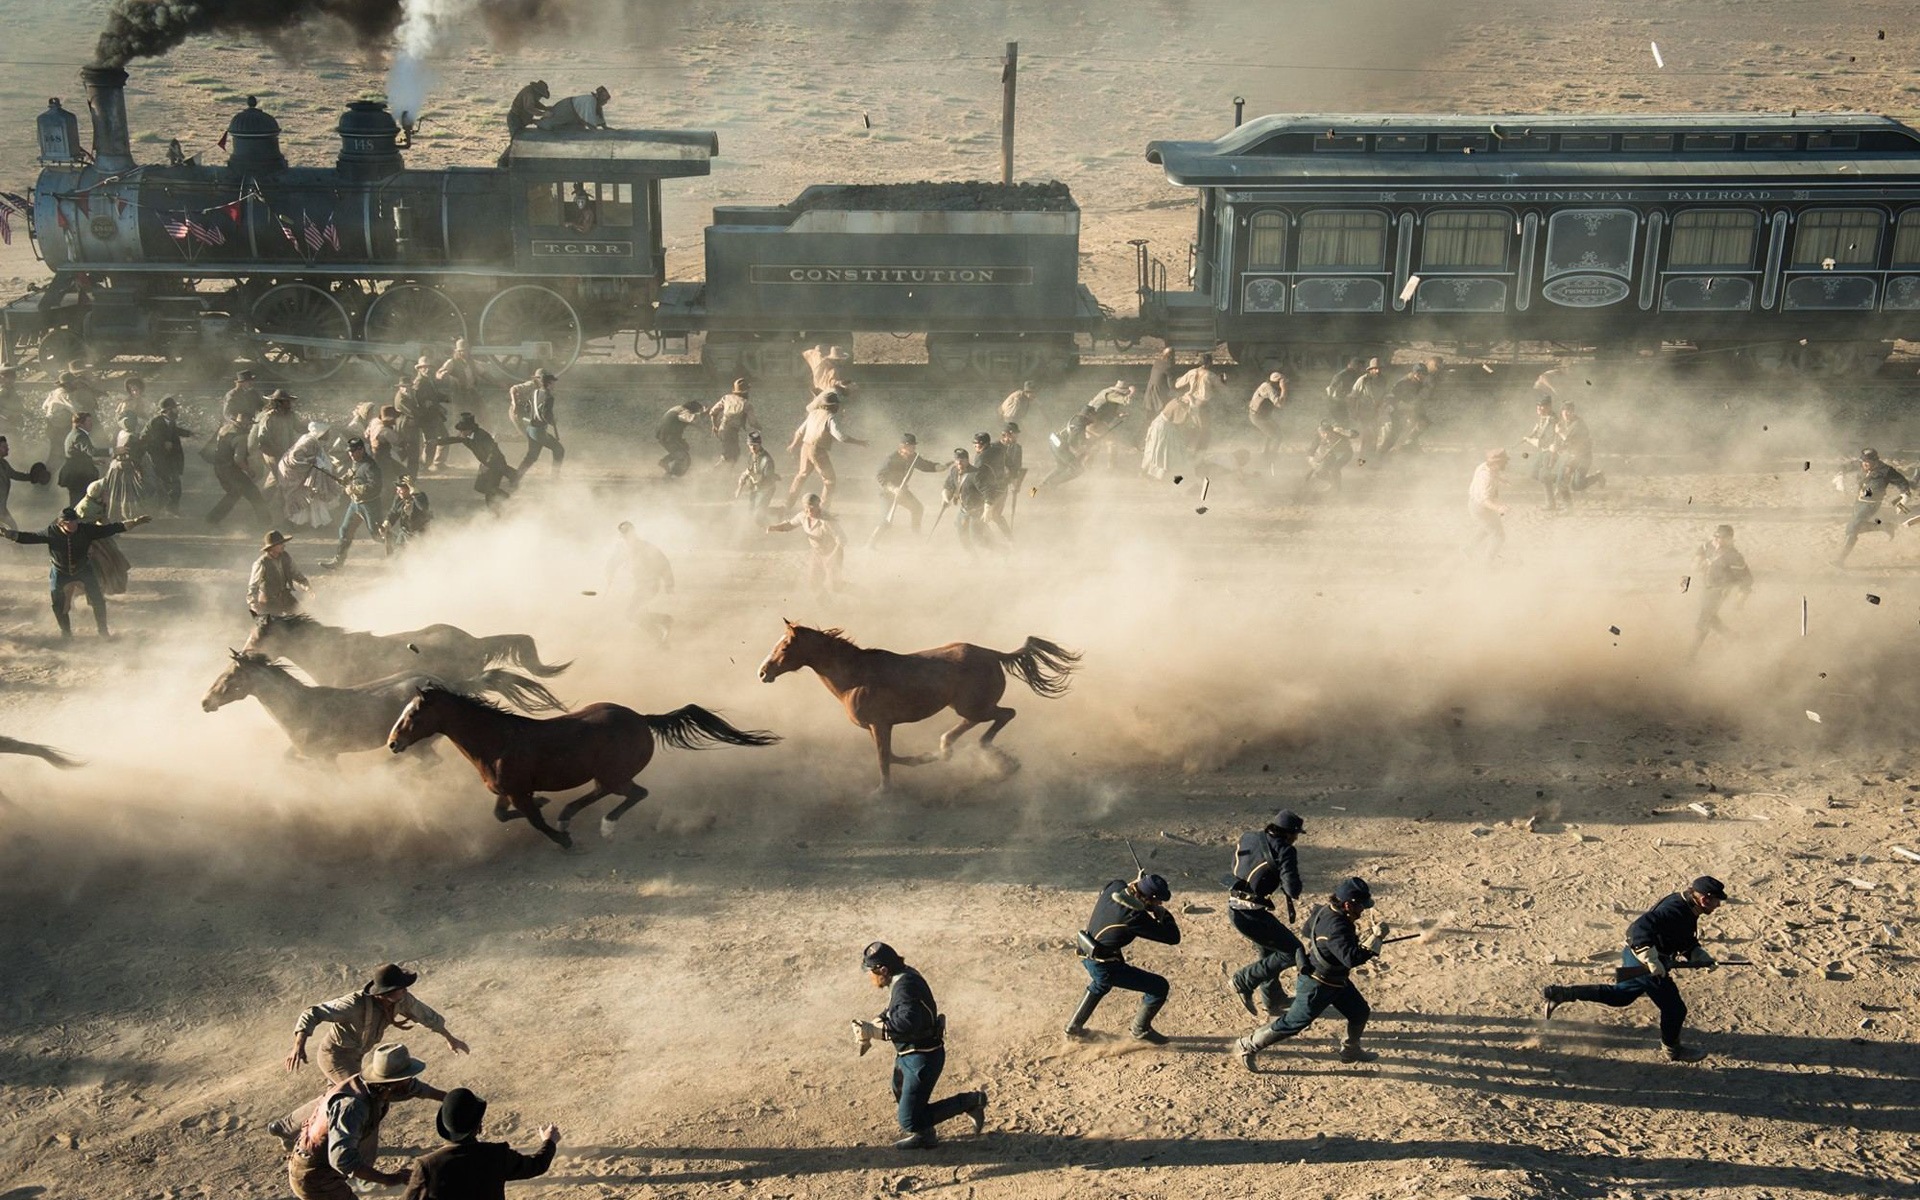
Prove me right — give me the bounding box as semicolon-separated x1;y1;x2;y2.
757;621;1081;787
386;687;779;849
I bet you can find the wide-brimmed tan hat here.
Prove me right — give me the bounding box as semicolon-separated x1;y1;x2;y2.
262;529;291;550
361;1041;427;1084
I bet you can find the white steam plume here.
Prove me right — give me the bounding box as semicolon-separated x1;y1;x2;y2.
385;0;469;124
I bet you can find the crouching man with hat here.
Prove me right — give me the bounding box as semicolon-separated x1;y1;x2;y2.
289;1041;446;1198
851;941;987;1150
1234;876;1386;1071
270;963;470;1145
1064;872;1181;1044
403;1088;559;1199
1542;875;1729;1062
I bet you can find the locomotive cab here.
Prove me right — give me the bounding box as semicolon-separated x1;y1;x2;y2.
504;129;717;285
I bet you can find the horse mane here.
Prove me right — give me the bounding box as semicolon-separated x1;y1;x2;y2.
262;612;318;629
232;650;297;678
803;625;859;648
417;683;516;717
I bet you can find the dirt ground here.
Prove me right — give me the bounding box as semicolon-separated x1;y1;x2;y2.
3;3;1920;1199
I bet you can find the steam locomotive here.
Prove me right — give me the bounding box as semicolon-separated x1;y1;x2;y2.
8;66;1920;383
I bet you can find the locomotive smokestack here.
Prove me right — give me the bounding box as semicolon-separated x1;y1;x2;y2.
80;65;134;173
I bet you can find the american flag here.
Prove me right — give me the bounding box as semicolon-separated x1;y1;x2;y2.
0;191;26;215
0;208;11;246
164;212;225;246
300;210;340;252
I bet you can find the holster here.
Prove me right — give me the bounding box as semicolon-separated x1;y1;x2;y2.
1075;931;1098;959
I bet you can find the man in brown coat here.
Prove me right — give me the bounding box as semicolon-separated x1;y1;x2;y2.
404;1088;559;1200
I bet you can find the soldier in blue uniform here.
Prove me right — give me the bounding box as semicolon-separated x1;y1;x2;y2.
1064;873;1181;1044
850;942;987;1150
1233;876;1384;1071
1226;809;1306;1017
1541;876;1727;1062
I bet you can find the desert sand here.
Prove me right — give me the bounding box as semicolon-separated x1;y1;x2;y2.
1;3;1919;1199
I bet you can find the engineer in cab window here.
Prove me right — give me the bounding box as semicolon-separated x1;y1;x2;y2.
565;184;599;234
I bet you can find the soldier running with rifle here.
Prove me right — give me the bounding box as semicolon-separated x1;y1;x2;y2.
1224;809;1306;1017
1541;875;1732;1062
869;433;942;544
1233;876;1387;1070
1064;850;1181;1045
996;423;1026;525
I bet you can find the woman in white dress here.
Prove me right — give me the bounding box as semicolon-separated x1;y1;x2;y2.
274;421;343;528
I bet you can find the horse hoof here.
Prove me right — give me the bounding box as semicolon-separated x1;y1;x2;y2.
556;818;571;835
599;816;618;840
554;833;576;852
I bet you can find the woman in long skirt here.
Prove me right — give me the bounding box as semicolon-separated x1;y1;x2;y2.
275;421;343;528
100;415;149;521
1141;397;1194;482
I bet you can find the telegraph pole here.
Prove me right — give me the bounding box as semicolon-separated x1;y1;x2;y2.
1001;41;1018;184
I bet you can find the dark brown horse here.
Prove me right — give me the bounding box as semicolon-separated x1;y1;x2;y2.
386;687;779;849
242;612;570;687
756;621;1081;787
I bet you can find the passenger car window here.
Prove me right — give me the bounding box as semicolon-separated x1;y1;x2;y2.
1422;211;1508;270
1791;209;1883;268
1298;210;1388;270
1668;210;1760;270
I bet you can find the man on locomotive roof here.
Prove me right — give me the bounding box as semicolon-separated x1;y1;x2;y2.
507;80;550;134
538;86;611;132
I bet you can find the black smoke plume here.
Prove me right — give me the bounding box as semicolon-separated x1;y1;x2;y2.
95;0;573;68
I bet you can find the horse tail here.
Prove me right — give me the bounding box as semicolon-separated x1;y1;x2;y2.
0;735;84;770
640;705;781;751
998;636;1082;699
474;669;569;715
479;634;572;678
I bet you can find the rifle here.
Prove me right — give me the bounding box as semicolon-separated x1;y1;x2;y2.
1614;959;1753;982
867;473;914;549
927;497;951;535
1008;468;1027;520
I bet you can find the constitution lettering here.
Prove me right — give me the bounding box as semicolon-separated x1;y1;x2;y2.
750;265;1034;285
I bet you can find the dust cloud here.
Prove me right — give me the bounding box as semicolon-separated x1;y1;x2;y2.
2;362;1904;896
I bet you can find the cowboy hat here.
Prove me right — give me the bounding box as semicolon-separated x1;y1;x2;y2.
367;962;418;994
361;1041;427;1084
436;1087;487;1142
262;529;291;550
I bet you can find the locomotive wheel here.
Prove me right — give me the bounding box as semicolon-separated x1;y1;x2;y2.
477;285;581;380
364;285;467;378
250;283;352;382
34;329;91;372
